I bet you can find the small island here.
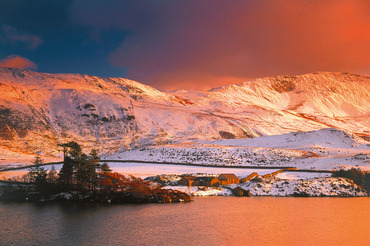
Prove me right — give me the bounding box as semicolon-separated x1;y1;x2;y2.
0;142;192;203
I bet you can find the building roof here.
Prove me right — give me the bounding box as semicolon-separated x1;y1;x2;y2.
218;173;239;180
195;177;220;182
181;176;196;181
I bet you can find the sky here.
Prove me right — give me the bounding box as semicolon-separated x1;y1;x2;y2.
0;0;369;91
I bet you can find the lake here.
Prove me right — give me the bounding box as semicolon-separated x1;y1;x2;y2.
0;197;369;246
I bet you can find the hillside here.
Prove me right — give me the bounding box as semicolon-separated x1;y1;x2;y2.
108;128;370;170
0;68;369;165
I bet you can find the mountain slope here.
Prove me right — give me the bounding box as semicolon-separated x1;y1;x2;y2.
108;128;370;171
0;68;369;162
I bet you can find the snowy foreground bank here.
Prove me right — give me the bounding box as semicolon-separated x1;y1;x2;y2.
164;177;367;197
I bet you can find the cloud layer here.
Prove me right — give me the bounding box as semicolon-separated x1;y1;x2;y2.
0;25;43;49
0;55;38;69
71;0;370;90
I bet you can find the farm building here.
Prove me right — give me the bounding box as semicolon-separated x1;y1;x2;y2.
178;173;240;186
218;173;240;185
178;176;196;186
194;177;221;187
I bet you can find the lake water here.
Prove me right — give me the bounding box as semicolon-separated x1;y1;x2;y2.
0;197;369;246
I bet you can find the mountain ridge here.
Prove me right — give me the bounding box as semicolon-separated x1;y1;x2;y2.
0;68;369;161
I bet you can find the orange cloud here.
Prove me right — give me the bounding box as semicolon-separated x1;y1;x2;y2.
0;55;37;69
71;0;370;90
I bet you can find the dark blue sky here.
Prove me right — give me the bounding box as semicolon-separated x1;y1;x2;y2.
0;0;127;78
1;0;369;90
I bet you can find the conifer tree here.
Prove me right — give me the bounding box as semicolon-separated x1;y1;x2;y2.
88;149;100;189
47;165;58;183
28;156;47;184
101;162;112;173
58;142;101;189
59;155;74;185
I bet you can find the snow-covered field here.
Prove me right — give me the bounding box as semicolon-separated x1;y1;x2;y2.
106;128;370;171
276;171;330;180
165;177;367;197
164;186;232;196
234;177;366;197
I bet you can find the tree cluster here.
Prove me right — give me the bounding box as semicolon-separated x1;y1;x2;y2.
0;142;192;203
58;141;106;189
333;168;370;192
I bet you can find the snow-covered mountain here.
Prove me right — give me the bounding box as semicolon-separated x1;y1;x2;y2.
0;68;369;162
